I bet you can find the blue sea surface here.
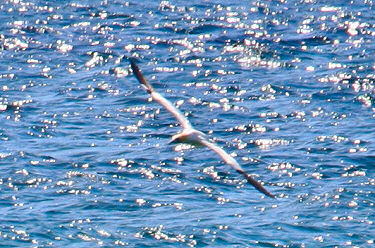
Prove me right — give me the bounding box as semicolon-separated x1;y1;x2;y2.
0;0;374;247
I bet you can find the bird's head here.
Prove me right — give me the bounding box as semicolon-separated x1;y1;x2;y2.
169;133;185;144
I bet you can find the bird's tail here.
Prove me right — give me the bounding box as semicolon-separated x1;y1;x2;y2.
129;58;154;93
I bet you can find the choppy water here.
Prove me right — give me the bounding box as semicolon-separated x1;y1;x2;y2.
1;0;374;247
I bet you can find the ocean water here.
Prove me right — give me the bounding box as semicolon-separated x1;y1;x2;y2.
0;0;374;247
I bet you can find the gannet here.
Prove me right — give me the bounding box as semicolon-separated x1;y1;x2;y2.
130;58;275;198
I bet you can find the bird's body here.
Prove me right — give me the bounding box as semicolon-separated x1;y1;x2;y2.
130;58;275;198
171;129;206;146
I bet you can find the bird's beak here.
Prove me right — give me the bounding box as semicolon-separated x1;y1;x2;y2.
168;138;177;145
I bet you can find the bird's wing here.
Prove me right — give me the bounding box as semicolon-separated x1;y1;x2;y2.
199;139;275;198
130;58;192;130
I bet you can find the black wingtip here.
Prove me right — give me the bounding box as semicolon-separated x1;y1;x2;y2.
237;170;276;199
129;57;141;79
128;57;138;67
129;58;154;93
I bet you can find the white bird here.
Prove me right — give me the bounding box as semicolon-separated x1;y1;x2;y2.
130;58;275;198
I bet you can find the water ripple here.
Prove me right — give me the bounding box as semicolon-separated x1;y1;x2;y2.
0;0;374;247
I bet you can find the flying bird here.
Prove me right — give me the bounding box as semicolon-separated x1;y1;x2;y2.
130;58;275;198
